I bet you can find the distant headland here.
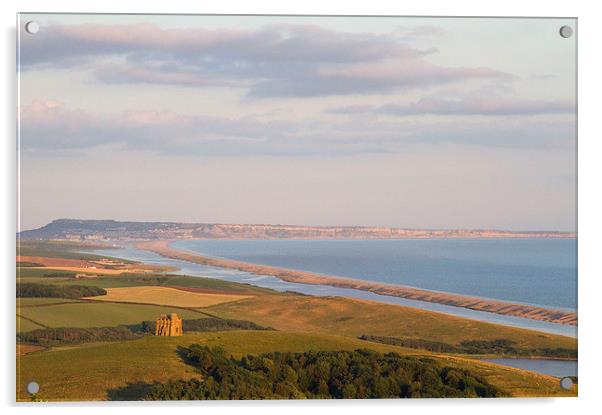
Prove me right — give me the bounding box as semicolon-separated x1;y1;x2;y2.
18;219;576;241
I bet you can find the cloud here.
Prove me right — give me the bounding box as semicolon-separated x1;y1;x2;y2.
20;100;295;155
330;97;574;116
405;25;446;37
19;100;574;157
381;97;575;116
248;60;512;98
530;73;557;80
20;22;512;97
20;23;416;66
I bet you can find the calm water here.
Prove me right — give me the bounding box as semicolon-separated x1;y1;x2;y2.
93;244;577;337
85;241;578;379
481;358;577;378
172;238;577;310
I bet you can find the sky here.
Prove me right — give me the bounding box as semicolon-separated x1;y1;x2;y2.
18;14;576;231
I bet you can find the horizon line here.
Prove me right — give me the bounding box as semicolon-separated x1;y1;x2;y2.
18;217;576;235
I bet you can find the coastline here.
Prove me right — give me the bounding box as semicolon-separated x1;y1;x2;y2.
135;240;577;327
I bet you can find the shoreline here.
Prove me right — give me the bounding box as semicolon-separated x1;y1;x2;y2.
20;219;576;240
135;240;577;327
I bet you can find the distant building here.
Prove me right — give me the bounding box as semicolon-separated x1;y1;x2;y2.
74;273;98;279
155;313;183;336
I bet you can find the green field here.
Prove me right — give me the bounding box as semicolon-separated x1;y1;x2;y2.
17;330;574;401
18;275;162;289
206;295;577;351
17;301;208;330
17;268;73;278
18;297;85;306
17;267;276;293
15;240;578;401
20;261;572;353
17;240;136;263
17;315;46;332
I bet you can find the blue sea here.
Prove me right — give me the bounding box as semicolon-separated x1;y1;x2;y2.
93;237;577;337
172;238;577;311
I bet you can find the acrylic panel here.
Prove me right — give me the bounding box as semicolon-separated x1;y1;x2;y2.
16;13;577;401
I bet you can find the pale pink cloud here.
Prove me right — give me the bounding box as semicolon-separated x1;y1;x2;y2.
19;100;575;156
318;60;512;86
330;96;574;117
379;97;574;116
20;22;513;97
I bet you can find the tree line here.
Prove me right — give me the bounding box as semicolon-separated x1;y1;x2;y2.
18;326;140;346
133;317;274;334
18;317;274;346
145;345;503;400
16;283;106;299
359;335;577;359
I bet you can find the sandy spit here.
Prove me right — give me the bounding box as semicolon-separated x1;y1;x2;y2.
135;240;577;326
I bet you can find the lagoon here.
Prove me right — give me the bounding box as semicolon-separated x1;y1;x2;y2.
481;358;577;378
95;239;577;337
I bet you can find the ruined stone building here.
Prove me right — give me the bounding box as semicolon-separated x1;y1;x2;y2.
155;313;183;336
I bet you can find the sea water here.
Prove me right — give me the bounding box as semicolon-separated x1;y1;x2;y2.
93;238;577;337
172;238;577;311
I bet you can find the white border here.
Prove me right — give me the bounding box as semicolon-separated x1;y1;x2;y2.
3;1;601;414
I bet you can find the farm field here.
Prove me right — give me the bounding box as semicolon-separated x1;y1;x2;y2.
15;240;577;400
15;253;576;351
206;294;577;351
17;242;174;276
16;265;275;293
17;301;207;330
18;297;85;306
16;315;46;332
86;286;252;308
17;330;575;401
17;344;46;356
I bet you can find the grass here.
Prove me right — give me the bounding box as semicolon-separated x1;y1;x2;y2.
17;268;74;278
438;355;576;397
17;302;207;331
26;266;127;275
17;315;46;332
17;240;136;262
17;247;127;262
14;242;578;400
17;344;46;356
17;268;278;293
16;253;577;352
25;276;162;289
16;330;574;401
155;274;277;294
16;261;44;267
207;295;577;351
88;286;252;308
17;298;85;306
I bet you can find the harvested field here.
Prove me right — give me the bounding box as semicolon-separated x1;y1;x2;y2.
17;302;204;330
25;266;124;275
86;286;251;308
17;255;97;269
17;255;173;276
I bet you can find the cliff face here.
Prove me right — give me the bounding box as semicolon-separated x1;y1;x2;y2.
18;219;575;241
